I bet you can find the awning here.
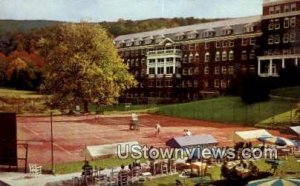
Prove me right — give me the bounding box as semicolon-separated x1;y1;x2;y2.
166;135;218;148
290;126;300;136
81;141;139;160
234;129;273;142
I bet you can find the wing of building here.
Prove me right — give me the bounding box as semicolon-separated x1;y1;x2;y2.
114;0;300;103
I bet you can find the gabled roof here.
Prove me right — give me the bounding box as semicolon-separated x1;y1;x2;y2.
166;134;218;148
114;15;261;42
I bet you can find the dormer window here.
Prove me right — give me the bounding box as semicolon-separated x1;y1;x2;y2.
174;32;185;41
222;26;233;36
125;40;133;47
144;37;153;45
284;4;290;12
275;6;281;13
154;35;165;44
269;7;274;14
115;41;124;48
203;29;215;38
187;31;198;40
244;23;254;33
134;38;142;46
291;3;297;11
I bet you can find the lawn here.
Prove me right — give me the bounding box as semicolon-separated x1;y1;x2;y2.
0;87;43;99
43;156;145;174
158;96;296;126
271;86;300;99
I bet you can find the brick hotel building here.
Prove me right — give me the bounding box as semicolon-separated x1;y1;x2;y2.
114;0;300;103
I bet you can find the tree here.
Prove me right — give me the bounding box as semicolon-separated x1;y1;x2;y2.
39;23;136;113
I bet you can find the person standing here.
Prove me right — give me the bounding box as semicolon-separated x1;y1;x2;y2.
155;122;161;136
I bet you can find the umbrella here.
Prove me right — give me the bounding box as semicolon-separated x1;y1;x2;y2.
247;178;300;186
258;136;295;146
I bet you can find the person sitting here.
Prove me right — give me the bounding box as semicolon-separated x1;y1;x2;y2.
118;164;129;185
82;160;93;176
248;161;258;176
239;160;247;169
221;161;230;179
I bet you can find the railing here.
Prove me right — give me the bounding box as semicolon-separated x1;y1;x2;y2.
147;49;182;56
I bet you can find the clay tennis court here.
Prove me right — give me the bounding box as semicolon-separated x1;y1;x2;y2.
16;114;283;165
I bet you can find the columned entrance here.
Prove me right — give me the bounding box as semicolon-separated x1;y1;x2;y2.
258;55;300;77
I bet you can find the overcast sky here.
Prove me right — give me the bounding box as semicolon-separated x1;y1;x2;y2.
0;0;263;22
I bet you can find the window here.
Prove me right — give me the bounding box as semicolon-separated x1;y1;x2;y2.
215;66;220;75
187;33;197;39
188;68;194;75
205;42;210;49
141;58;146;66
134;40;141;46
229;50;234;61
148;59;155;64
144;38;152;45
268;35;274;45
175;35;184;41
165;80;172;87
126;41;132;47
157;67;164;74
283;33;289;43
250;50;255;59
284;4;290;12
183;55;188;63
275;6;281;13
222;51;227;61
222;41;228;48
189;44;196;50
222;66;227;74
290;17;296;28
214;79;220;88
204;66;210;75
215;51;221;62
156;80;163;87
291;3;297;11
268;20;274;30
166;67;173;74
135;59;139;66
194;67;199;75
269;7;274;14
274;19;280;30
195;53;200;63
229;40;234;47
221;80;227;88
242;50;247;60
157;58;164;63
166;57;173;63
242;38;248;46
183;68;188;75
149;68;155;74
194;80;199;88
228;66;234;75
274;35;280;44
188;54;193;63
250;38;256;45
215;41;221;48
290;32;296;43
205;52;210;62
284;18;290;28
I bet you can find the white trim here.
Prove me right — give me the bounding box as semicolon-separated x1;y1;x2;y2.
262;10;300;20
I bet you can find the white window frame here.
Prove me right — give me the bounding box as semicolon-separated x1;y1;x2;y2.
268;35;274;45
275;6;281;14
221;80;227;88
221;66;227;74
222;51;227;61
215;41;221;48
283;33;289;43
205;52;210;62
274;19;280;30
229;40;234;47
268;20;274;30
290;17;296;28
291;3;297;11
284;18;290;28
229;50;234;61
204;66;210;75
228;66;234;75
250;38;256;45
274;35;280;44
242;38;248;46
290;32;296;43
242;51;247;60
215;51;221;62
214;66;220;75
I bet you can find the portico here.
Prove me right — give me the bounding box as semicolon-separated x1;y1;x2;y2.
258;55;300;77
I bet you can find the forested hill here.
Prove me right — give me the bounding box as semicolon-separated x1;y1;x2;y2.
0;17;224;37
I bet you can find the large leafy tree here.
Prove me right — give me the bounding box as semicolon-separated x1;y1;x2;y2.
39;23;136;113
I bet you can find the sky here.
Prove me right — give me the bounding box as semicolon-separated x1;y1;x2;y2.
0;0;263;22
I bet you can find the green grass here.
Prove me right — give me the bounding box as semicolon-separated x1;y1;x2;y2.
43;156;144;174
89;103;158;115
158;97;295;125
271;86;300;99
0;87;43;99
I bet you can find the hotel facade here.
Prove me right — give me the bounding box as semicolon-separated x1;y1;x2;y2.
114;0;300;103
